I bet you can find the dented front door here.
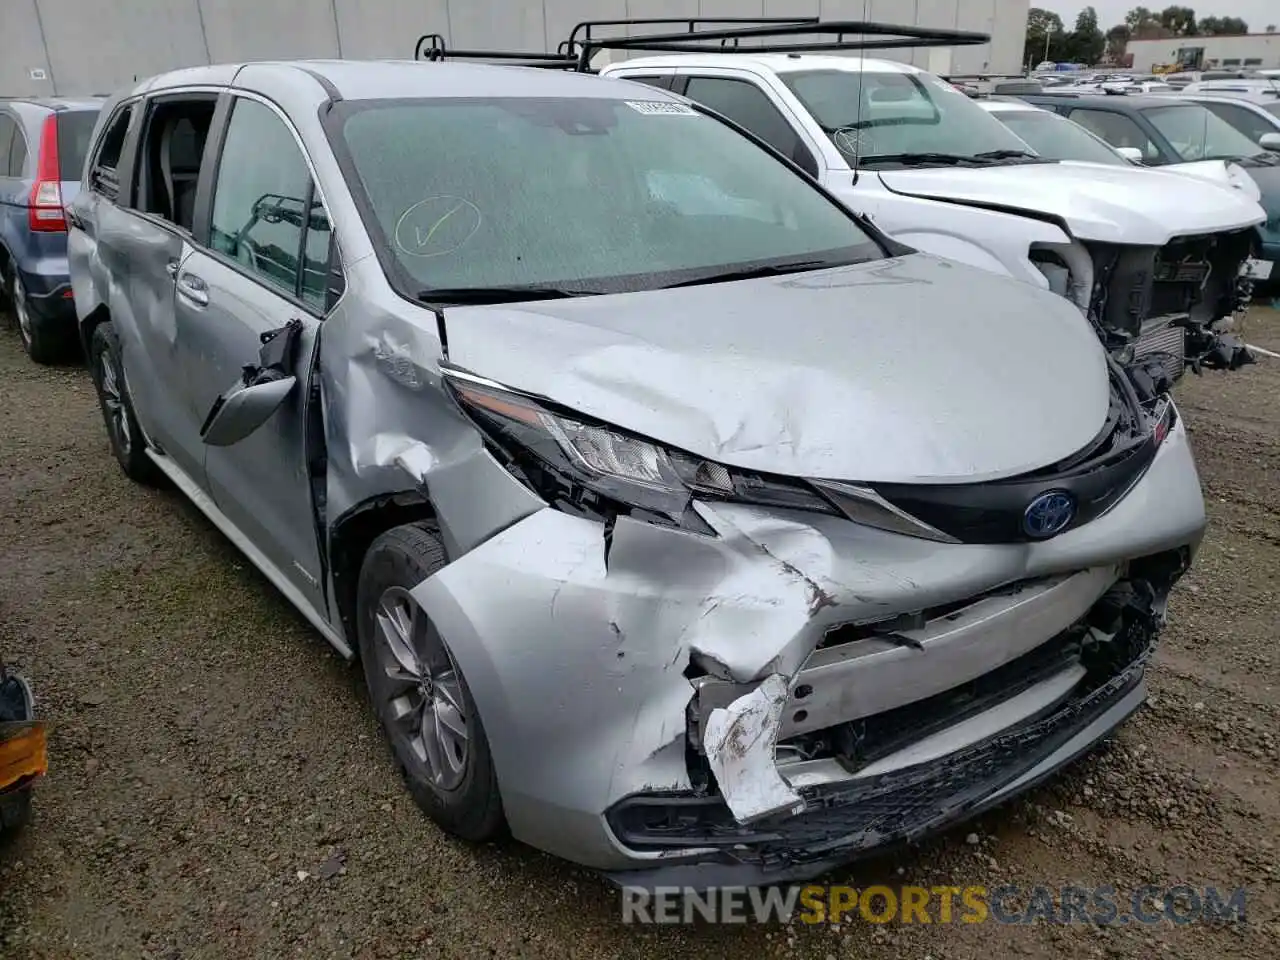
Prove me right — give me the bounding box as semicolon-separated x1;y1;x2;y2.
172;93;332;616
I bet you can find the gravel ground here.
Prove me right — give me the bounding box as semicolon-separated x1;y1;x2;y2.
0;305;1277;960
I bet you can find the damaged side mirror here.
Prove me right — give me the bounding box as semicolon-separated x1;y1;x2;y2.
200;374;297;446
199;318;304;447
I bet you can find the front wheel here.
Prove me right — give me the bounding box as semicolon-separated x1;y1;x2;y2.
356;522;506;842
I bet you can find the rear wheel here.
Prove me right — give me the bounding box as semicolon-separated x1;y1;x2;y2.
88;322;164;486
356;523;505;842
13;274;74;365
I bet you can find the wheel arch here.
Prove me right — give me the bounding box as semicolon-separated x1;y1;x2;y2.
78;302;112;360
327;491;439;658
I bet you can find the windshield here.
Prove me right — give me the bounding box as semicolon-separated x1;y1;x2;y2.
779;69;1038;167
332;97;882;297
991;109;1128;165
1142;104;1267;161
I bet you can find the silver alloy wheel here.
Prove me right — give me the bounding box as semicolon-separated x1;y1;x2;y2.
97;349;132;457
373;585;469;791
13;276;33;349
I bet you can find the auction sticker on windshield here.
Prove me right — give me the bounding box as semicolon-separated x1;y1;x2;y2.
625;101;697;116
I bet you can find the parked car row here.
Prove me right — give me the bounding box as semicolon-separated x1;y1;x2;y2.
0;18;1268;890
0;97;102;362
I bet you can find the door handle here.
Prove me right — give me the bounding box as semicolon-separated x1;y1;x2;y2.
177;271;209;306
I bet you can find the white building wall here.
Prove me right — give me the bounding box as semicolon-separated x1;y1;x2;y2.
1127;34;1280;73
0;0;1030;97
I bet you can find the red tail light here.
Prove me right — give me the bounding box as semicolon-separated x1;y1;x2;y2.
28;115;65;233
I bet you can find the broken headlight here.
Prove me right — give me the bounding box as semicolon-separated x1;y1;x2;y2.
444;373;841;534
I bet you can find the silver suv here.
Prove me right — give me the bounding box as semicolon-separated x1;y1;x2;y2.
69;60;1207;887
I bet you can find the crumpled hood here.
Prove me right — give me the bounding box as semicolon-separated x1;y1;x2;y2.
441;255;1111;484
878;162;1265;245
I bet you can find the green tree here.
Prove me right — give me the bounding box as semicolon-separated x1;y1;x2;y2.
1105;23;1132;60
1159;5;1198;35
1065;7;1106;64
1025;7;1067;64
1199;15;1249;35
1125;6;1168;38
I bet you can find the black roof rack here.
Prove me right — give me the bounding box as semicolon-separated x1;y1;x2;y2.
414;18;991;73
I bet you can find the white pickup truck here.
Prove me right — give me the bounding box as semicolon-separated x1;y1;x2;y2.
599;52;1267;375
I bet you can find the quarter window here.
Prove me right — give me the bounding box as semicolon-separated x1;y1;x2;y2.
209;98;334;310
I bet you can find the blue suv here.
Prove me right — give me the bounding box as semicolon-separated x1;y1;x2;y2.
0;97;103;363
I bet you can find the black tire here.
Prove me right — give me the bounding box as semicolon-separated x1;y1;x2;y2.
12;273;75;365
0;787;32;834
88;322;164;486
356;522;506;842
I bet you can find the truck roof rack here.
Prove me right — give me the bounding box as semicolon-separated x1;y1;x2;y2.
414;17;991;73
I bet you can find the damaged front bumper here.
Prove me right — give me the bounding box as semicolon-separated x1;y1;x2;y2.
412;412;1205;883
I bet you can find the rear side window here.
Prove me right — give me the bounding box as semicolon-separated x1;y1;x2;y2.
7;123;27;177
0;115;14;174
56;110;100;182
89;103;134;198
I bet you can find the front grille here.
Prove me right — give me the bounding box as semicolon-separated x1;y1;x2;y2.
868;373;1154;544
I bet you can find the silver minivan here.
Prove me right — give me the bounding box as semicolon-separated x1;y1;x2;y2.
70;59;1208;887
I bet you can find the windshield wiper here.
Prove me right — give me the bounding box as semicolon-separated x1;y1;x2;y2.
856;152;975;167
971;149;1044;161
661;259;842;289
416;286;601;305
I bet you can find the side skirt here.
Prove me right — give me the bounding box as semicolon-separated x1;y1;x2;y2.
144;448;354;659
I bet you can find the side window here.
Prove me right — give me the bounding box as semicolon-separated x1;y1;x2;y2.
1202;101;1273;143
134;96;217;230
209;97;334;311
1069;109;1159;161
8;124;27;178
683;76;817;175
0;116;16;177
88;104;135;199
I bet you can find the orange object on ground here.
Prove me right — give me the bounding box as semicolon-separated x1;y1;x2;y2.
0;721;48;793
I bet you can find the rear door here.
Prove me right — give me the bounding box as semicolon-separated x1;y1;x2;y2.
174;92;339;614
83;93;222;482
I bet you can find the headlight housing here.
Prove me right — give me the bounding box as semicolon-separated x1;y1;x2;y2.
444;371;953;541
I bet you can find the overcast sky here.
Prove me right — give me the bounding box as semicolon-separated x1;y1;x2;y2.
1048;2;1278;32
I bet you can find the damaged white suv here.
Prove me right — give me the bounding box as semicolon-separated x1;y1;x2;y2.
597;33;1266;379
72;58;1210;888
